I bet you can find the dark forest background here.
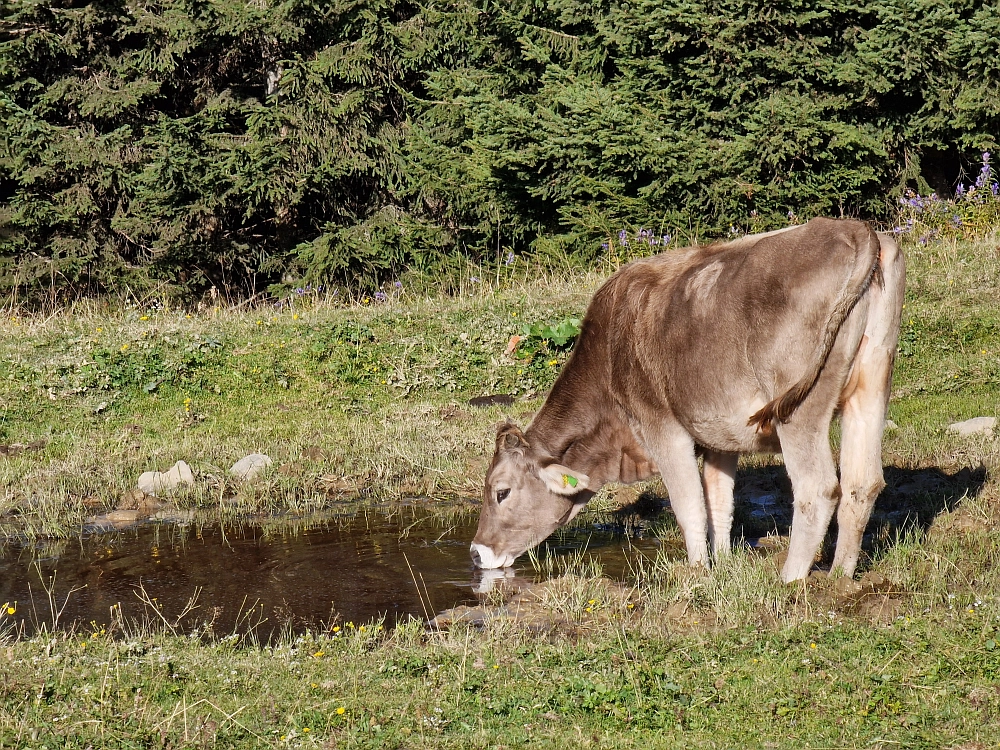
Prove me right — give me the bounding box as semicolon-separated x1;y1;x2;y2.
1;0;998;299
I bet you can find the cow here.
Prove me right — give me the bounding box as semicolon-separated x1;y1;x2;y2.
470;218;905;582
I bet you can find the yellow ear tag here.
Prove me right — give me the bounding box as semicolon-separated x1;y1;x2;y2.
562;474;578;488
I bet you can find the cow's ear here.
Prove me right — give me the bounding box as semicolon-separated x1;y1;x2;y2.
496;421;528;452
539;463;590;496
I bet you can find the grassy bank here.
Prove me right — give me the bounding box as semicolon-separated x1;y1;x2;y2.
1;595;998;749
1;235;998;536
0;234;999;747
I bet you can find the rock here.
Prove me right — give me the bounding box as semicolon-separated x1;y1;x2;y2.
107;509;142;523
229;453;272;481
116;489;167;513
947;416;995;436
885;419;898;430
137;460;195;496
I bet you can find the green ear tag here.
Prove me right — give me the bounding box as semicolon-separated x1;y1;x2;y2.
562;474;578;488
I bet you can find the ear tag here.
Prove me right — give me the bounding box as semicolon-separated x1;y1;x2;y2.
562;474;578;488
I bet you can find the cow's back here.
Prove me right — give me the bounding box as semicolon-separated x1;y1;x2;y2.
592;218;878;452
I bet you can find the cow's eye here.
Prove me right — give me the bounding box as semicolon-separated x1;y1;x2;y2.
496;488;511;504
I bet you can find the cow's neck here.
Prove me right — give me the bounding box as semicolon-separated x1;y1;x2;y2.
525;376;655;488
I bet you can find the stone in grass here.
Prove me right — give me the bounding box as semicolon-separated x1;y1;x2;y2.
137;460;195;496
229;453;273;481
947;416;996;437
117;488;167;513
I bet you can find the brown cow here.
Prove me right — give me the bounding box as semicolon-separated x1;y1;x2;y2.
470;218;905;582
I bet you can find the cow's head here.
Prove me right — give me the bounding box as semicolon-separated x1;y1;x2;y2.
470;422;593;569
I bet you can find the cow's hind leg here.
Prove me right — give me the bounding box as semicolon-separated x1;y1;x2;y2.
776;423;841;583
833;379;886;578
702;450;738;561
833;236;904;578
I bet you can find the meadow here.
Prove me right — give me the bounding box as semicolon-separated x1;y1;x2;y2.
0;230;998;748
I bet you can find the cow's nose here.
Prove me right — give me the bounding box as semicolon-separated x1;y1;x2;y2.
470;542;506;569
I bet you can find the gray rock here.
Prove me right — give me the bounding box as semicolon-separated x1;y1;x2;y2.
947;416;996;437
229;453;273;481
137;460;195;496
885;419;898;430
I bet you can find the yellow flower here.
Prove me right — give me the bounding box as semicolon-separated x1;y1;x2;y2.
548;359;558;366
256;320;262;326
293;314;299;320
810;643;817;649
96;327;102;333
333;626;340;633
358;625;365;632
140;315;149;321
185;314;192;319
336;707;346;715
303;727;310;733
313;650;325;658
588;599;595;604
121;343;130;352
5;604;15;615
492;664;499;669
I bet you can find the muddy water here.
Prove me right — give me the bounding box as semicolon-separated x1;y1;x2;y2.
0;508;663;639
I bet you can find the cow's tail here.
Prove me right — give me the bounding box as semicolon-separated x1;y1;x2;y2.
748;223;882;433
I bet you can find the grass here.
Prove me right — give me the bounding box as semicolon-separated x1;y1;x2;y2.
0;231;999;747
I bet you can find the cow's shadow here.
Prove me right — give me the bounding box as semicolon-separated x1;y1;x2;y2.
610;464;988;568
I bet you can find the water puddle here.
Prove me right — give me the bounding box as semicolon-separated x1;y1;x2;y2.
0;507;665;640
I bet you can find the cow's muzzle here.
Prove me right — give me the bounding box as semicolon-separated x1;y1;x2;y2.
470;542;513;569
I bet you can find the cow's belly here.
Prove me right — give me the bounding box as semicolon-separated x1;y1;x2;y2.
685;407;781;454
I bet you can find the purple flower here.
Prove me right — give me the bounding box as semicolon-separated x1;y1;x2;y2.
618;230;628;245
394;281;403;289
956;183;965;197
470;276;480;283
951;215;963;228
662;234;671;244
505;251;515;266
374;291;388;302
601;243;609;250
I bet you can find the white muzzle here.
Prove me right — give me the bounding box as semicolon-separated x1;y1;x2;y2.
470;542;514;569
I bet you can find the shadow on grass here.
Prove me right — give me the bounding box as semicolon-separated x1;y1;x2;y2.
606;463;989;569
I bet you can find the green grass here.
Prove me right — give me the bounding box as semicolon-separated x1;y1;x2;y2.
0;232;999;747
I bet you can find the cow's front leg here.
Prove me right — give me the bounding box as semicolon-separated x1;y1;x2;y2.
702;450;738;561
644;425;709;567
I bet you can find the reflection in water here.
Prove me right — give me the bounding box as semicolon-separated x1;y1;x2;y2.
0;507;663;639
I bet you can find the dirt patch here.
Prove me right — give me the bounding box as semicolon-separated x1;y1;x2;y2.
799;570;907;623
0;440;47;457
468;394;514;408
